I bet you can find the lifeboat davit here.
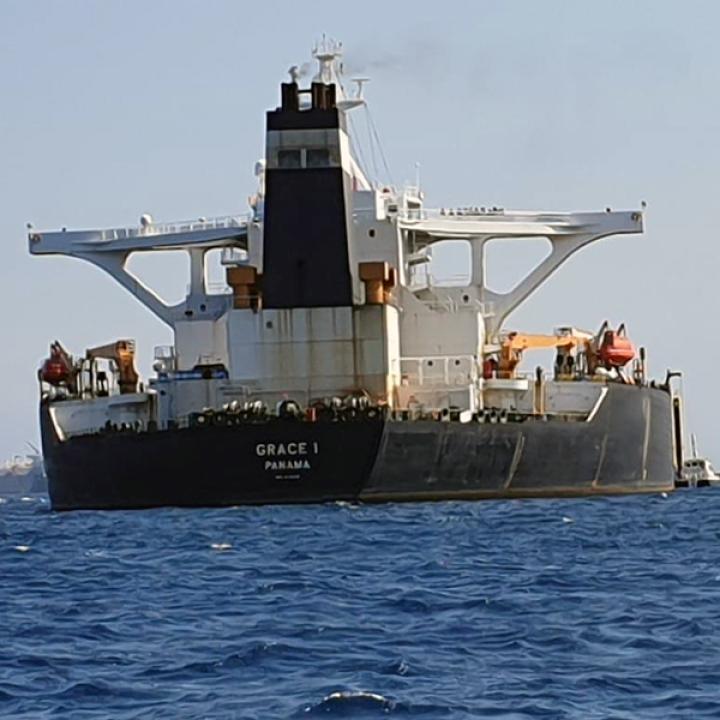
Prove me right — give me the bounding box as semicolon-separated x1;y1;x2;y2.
40;357;70;386
598;329;635;368
40;342;73;386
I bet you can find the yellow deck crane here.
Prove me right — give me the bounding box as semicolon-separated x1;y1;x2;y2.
493;323;638;382
496;330;592;379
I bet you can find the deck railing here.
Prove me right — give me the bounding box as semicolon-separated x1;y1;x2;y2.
97;214;250;242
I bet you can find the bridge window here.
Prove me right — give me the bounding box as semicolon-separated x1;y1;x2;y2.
306;148;330;167
278;149;302;168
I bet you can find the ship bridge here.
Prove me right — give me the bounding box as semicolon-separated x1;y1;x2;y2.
396;207;643;336
28;214;250;325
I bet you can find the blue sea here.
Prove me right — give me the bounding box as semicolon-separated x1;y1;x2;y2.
2;491;720;719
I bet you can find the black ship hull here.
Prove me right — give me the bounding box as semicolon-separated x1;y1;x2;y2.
41;384;676;510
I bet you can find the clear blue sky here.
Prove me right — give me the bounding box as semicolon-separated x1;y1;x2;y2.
1;0;719;461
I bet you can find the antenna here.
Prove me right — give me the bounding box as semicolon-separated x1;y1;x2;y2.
312;35;343;85
352;77;370;99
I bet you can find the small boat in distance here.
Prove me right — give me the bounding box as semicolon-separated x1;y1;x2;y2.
680;435;720;488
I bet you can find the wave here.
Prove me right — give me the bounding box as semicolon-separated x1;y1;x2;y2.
3;491;720;718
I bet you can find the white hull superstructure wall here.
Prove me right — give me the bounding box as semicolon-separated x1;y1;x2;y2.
48;393;153;439
397;289;485;359
223;305;401;407
173;319;230;371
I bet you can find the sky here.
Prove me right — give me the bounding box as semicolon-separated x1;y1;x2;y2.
1;0;719;461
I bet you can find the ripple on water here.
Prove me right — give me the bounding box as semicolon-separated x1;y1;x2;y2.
2;492;720;718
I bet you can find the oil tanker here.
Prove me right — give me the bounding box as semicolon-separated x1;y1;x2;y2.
30;41;683;510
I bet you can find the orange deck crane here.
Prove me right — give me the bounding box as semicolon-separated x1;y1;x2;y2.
496;331;591;379
494;323;636;380
85;340;139;395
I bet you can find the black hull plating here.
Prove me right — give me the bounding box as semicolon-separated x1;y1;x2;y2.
41;384;676;510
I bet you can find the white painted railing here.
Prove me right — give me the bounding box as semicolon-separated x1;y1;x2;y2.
396;207;508;222
98;214;250;242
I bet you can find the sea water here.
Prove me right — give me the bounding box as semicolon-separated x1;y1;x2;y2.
2;491;720;719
